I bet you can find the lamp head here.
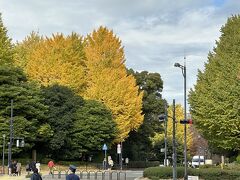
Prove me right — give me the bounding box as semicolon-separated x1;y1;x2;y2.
174;63;181;67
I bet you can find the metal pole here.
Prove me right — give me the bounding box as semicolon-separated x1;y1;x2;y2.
120;142;123;170
8;100;13;168
183;63;187;180
2;134;5;174
104;150;107;170
172;99;177;180
164;102;168;166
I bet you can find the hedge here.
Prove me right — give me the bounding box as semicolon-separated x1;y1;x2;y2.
127;161;160;168
143;167;240;180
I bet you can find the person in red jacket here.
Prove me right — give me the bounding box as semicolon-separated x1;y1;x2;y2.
47;160;55;175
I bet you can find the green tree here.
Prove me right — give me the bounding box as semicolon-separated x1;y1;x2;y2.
0;13;14;65
42;85;116;160
42;84;84;159
124;70;165;160
0;65;48;154
188;15;240;151
152;137;184;164
71;100;117;158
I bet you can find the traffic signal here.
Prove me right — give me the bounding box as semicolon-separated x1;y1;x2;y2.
180;119;193;124
159;114;166;121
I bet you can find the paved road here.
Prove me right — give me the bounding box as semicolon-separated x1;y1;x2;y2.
42;170;143;180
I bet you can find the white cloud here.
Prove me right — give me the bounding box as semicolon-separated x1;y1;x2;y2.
0;0;239;110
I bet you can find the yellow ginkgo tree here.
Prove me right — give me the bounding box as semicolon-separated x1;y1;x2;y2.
14;32;87;94
83;27;144;142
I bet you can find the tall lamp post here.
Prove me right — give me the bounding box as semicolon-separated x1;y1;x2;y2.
174;62;187;180
2;134;6;174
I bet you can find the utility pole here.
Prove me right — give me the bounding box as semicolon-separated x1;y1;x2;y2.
172;99;177;180
8;100;13;168
2;134;6;174
120;142;123;170
164;101;168;166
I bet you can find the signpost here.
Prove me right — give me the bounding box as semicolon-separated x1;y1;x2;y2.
117;143;122;170
102;144;108;170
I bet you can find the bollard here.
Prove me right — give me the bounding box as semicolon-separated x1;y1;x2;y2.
65;170;69;177
109;171;112;180
119;171;127;180
95;171;97;180
117;172;120;180
110;170;118;180
58;170;61;179
87;171;90;179
102;171;106;180
96;170;103;180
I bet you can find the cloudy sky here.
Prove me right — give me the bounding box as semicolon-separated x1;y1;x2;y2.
0;0;239;110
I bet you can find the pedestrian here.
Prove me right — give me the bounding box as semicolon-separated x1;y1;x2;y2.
11;160;17;175
48;160;55;174
36;161;41;173
30;168;42;180
26;161;31;174
102;158;107;170
108;158;114;170
16;161;21;176
29;161;36;172
66;165;80;180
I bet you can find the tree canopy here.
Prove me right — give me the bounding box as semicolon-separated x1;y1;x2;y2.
124;70;164;160
0;13;14;65
188;15;240;151
14;32;87;94
83;27;143;142
42;85;117;159
71;100;117;158
0;65;48;153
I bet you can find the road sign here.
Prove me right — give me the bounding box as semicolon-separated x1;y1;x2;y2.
102;143;108;151
160;148;165;152
117;144;121;154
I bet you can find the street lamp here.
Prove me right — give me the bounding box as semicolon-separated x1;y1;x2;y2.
2;134;6;174
174;62;187;180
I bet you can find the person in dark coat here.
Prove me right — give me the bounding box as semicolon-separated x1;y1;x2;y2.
30;168;42;180
30;161;36;171
66;165;80;180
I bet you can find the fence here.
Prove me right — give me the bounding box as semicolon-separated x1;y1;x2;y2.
51;170;127;180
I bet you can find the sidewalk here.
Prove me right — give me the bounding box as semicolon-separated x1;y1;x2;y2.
0;174;28;180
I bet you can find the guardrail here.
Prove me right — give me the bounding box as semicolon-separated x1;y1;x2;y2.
51;170;126;180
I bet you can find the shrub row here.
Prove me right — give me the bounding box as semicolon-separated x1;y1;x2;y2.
144;167;240;180
127;161;160;168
